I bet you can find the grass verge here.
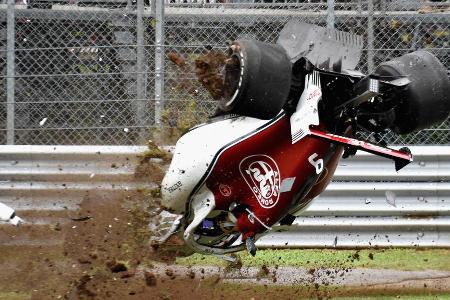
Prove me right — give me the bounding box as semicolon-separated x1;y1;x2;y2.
176;248;450;271
0;292;30;300
211;281;450;299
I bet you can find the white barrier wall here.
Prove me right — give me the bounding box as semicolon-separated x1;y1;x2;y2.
0;145;449;247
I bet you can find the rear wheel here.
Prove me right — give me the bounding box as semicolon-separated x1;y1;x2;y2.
375;50;450;134
220;39;292;119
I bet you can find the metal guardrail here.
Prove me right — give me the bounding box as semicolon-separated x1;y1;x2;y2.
0;145;449;247
259;146;450;248
0;145;154;211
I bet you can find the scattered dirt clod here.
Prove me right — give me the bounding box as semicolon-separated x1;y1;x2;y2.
165;268;176;279
168;52;186;67
261;265;270;276
77;257;92;264
144;271;157;287
194;51;227;100
106;260;128;273
120;270;135;279
75;274;96;298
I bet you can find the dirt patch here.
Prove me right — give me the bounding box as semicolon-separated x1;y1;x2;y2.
56;143;212;298
168;50;228;101
61;196;192;298
144;271;157;286
61;189;149;299
0;143;195;299
134;140;170;184
158;49;231;144
168;52;186;68
167;52;198;97
194;51;227;100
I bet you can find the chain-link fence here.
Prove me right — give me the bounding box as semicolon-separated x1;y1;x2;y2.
0;0;449;145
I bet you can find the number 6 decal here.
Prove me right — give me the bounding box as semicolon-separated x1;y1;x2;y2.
308;153;323;174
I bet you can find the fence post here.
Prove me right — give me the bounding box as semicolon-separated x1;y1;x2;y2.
6;0;15;145
136;0;146;127
154;0;164;127
367;0;375;73
356;0;362;27
327;0;335;29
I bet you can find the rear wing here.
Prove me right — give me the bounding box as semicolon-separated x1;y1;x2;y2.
309;128;413;171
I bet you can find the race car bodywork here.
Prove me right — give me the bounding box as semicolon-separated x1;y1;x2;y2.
157;21;450;258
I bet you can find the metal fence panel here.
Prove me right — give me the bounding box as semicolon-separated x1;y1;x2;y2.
1;2;157;145
0;0;449;145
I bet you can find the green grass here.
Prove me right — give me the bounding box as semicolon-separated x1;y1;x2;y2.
214;281;450;299
0;292;30;300
333;296;450;300
176;248;450;271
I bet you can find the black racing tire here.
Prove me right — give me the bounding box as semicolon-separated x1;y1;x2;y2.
375;50;450;134
220;39;292;120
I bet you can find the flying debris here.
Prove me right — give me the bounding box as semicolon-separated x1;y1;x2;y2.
0;202;23;226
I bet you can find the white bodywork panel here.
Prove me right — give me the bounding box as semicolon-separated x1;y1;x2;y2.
161;115;276;213
290;70;322;144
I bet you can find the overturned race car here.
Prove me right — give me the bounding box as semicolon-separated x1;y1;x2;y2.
153;21;450;260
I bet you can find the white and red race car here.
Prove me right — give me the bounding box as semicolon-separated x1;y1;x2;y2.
153;21;450;259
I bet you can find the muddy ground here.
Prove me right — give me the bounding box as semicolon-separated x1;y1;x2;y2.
2;188;450;300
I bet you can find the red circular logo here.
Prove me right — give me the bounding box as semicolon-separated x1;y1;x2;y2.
239;154;281;209
219;184;232;197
